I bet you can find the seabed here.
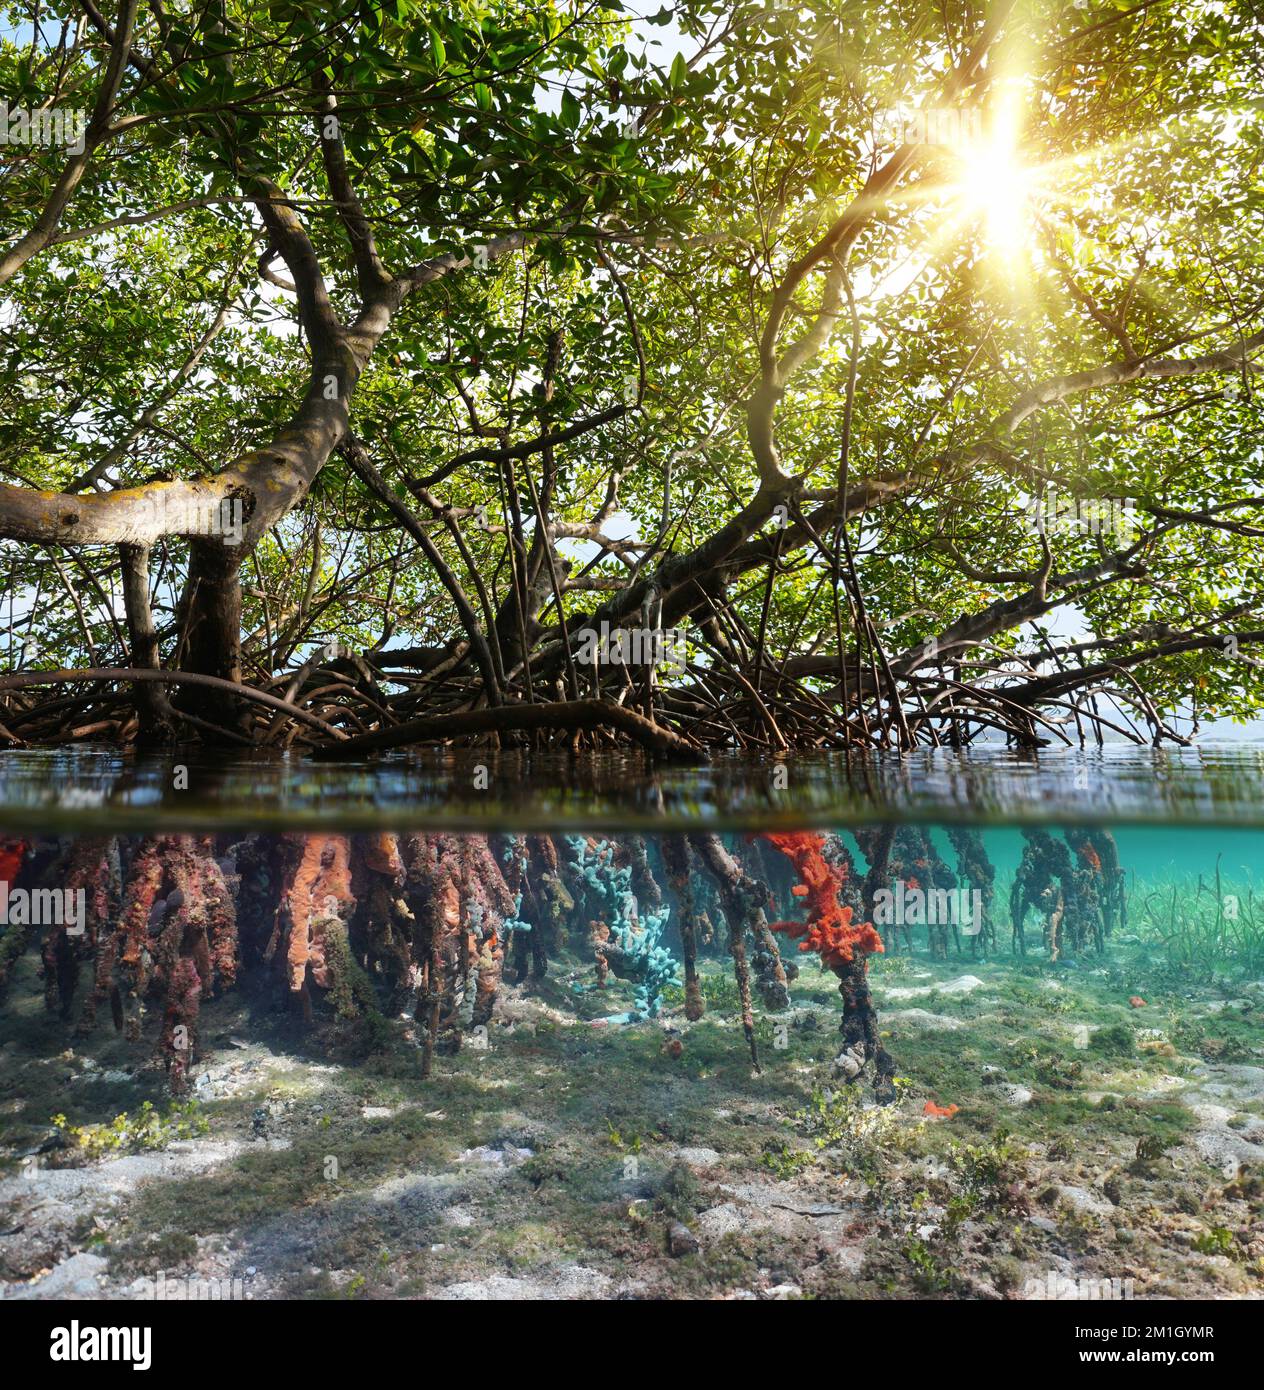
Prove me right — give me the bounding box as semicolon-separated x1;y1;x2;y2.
3;937;1260;1301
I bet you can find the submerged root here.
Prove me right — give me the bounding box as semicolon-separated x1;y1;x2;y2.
270;833;355;1019
661;835;704;1021
0;828;1045;1101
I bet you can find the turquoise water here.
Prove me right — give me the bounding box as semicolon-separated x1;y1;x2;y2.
934;825;1262;883
2;753;1262;1303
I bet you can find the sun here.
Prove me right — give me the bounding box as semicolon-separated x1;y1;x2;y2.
951;94;1033;256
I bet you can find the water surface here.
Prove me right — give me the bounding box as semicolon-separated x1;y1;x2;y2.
3;743;1264;832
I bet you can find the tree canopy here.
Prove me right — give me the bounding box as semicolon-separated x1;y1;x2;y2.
1;0;1262;751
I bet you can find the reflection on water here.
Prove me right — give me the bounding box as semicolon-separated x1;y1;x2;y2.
3;743;1264;831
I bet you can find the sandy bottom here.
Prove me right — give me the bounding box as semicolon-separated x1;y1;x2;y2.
1;943;1262;1300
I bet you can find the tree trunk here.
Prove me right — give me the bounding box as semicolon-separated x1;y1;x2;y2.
118;543;174;743
178;539;246;734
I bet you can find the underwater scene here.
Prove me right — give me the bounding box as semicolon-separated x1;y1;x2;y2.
1;818;1260;1304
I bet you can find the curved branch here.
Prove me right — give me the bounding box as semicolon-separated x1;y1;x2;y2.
314;699;697;759
0;667;349;739
0;0;139;286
